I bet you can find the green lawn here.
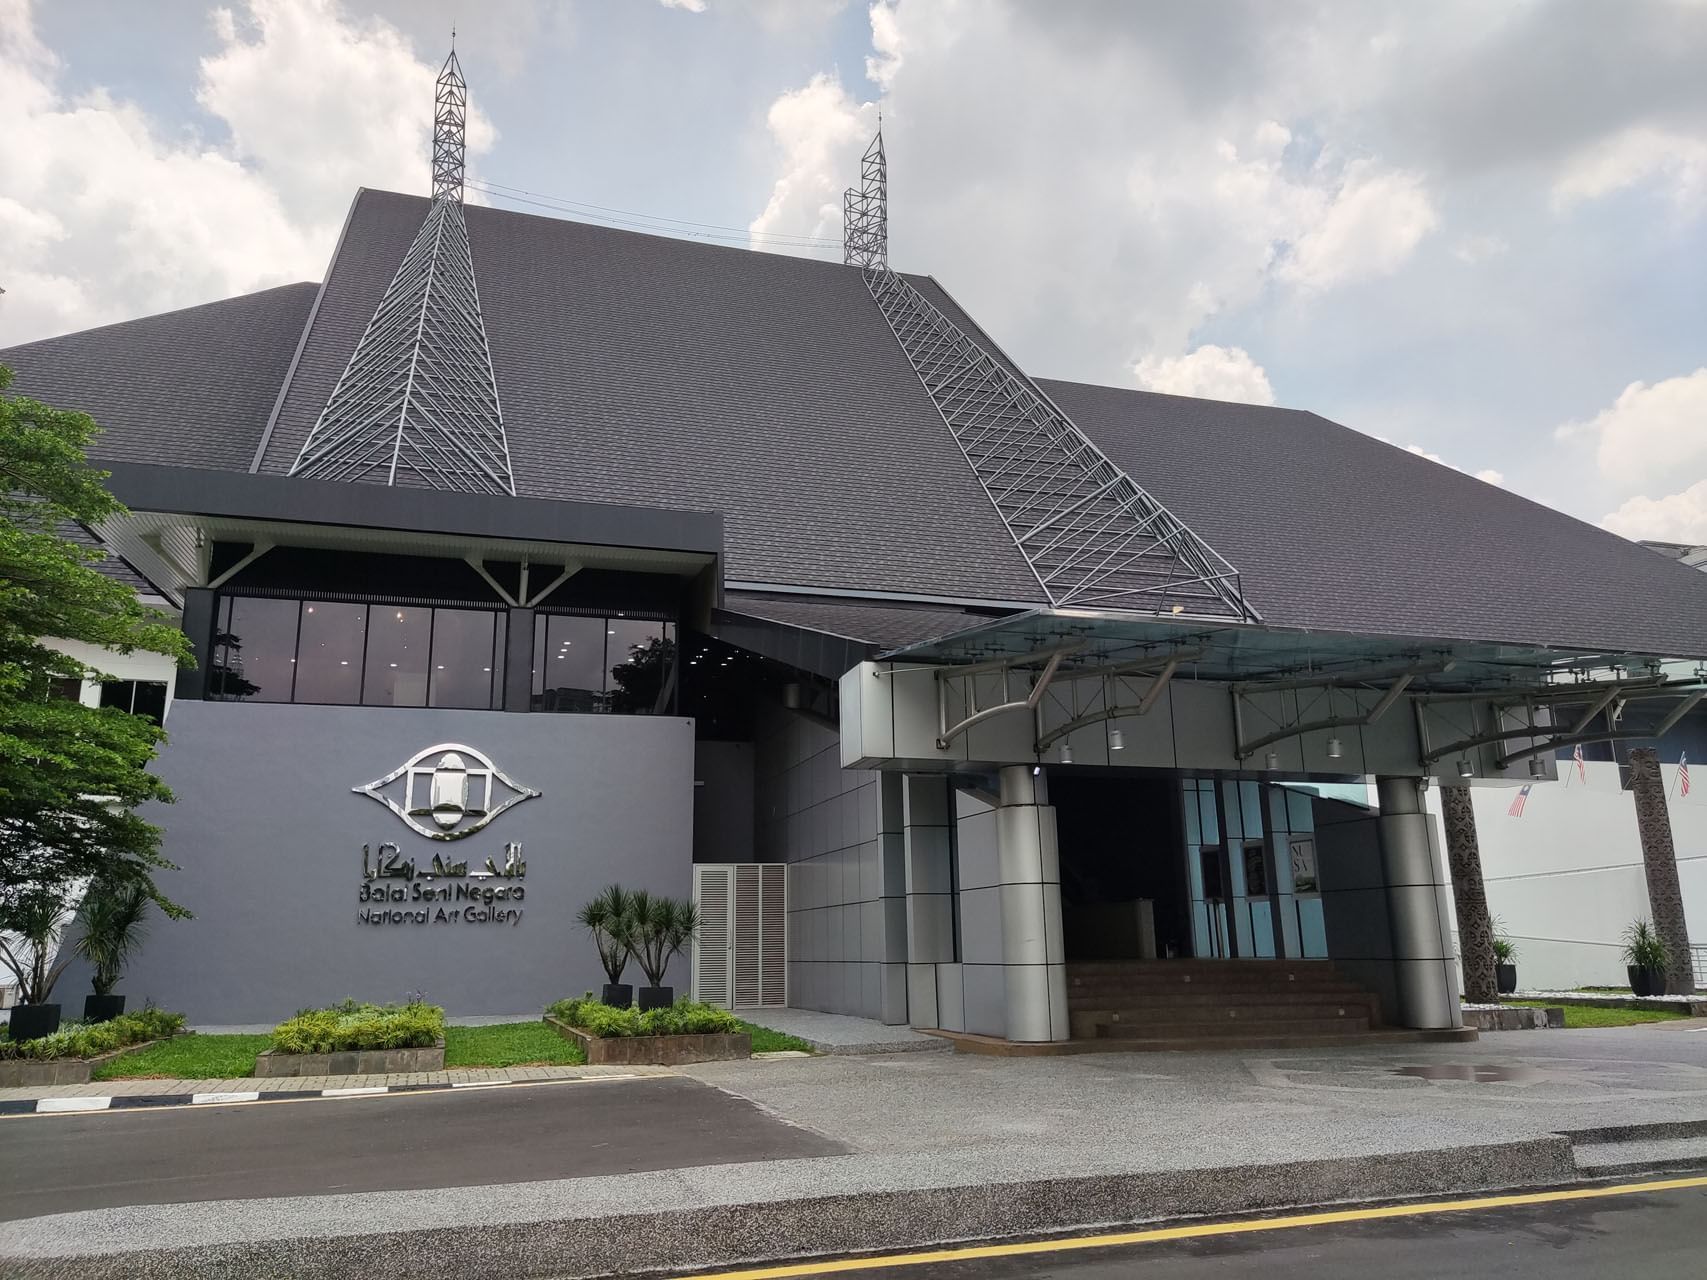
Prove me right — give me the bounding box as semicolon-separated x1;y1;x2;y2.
443;1021;586;1068
92;1032;270;1081
1505;1000;1690;1029
738;1021;816;1053
91;1022;587;1079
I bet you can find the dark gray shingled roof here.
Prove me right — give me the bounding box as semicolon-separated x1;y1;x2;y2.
1045;381;1707;657
253;189;1044;604
0;283;320;474
722;591;994;651
6;188;1707;658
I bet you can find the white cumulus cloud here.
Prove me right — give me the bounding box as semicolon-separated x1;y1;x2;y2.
1133;345;1275;406
1554;126;1707;216
1602;479;1707;543
1278;164;1441;292
1554;368;1707;495
747;72;874;244
0;0;493;346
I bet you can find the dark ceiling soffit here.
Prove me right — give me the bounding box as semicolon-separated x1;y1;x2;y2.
711;608;876;681
100;462;724;558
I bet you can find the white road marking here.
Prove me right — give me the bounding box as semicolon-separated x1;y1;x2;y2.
321;1086;390;1097
36;1097;113;1113
191;1091;262;1105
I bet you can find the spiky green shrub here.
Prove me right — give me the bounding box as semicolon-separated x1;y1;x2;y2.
0;1006;185;1060
545;996;740;1038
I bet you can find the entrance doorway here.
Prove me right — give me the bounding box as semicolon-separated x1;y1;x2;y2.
1051;775;1193;961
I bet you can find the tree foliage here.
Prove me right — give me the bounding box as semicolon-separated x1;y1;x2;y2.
0;365;192;920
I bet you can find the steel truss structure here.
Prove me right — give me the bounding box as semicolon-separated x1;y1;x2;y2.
844;130;1257;620
291;47;515;497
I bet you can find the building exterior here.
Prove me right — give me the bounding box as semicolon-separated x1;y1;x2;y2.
6;55;1707;1035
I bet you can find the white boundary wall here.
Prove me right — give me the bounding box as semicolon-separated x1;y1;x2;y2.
1427;761;1704;989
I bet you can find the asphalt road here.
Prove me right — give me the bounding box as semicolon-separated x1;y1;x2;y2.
0;1075;843;1222
844;1182;1707;1280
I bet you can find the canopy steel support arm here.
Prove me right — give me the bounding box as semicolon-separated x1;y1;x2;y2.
205;541;275;591
1033;655;1186;753
1233;674;1413;761
1494;689;1707;769
936;648;1071;750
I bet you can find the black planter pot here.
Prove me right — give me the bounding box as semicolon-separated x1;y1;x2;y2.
1495;964;1518;995
7;1003;62;1043
638;986;673;1012
1628;965;1667;997
84;994;127;1023
600;983;633;1008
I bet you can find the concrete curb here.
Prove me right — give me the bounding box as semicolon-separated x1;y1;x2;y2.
0;1137;1579;1280
0;1073;630;1118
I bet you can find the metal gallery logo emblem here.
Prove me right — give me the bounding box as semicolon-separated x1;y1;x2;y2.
354;743;541;841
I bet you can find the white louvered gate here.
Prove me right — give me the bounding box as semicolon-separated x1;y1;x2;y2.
692;863;787;1009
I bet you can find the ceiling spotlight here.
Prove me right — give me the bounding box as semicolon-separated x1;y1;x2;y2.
1060;742;1074;765
1032;764;1042;777
1109;728;1125;751
1457;759;1473;779
1326;737;1343;760
1265;750;1279;771
1529;757;1546;778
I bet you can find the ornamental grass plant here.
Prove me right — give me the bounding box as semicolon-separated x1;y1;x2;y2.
0;1006;184;1060
546;994;740;1038
270;999;445;1054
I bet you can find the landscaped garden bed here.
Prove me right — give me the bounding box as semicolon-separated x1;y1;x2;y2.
0;1007;186;1086
545;996;752;1065
253;999;447;1077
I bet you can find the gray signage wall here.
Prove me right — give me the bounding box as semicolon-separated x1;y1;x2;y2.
108;703;695;1024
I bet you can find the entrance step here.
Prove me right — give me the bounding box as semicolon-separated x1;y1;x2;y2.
1572;1137;1707;1177
1064;959;1390;1045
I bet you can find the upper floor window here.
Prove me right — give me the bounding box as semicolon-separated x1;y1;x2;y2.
210;597;506;710
99;679;168;726
530;614;676;714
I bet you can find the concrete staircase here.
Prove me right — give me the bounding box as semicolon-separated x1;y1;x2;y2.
1067;959;1387;1051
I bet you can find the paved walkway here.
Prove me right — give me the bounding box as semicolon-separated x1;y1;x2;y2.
740;1007;949;1053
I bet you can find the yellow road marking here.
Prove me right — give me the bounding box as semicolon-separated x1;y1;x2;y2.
685;1175;1707;1280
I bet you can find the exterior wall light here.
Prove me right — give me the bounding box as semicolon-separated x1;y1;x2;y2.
1059;742;1074;764
1457;759;1473;778
1529;757;1547;778
1264;750;1279;770
1109;728;1125;751
1326;737;1343;759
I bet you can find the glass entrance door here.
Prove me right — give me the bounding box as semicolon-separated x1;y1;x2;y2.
1199;845;1235;957
1241;840;1282;958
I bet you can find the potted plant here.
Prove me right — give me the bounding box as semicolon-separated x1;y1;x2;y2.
1623;919;1668;997
579;885;638;1007
1491;922;1518;995
74;879;152;1022
0;882;80;1042
626;891;700;1011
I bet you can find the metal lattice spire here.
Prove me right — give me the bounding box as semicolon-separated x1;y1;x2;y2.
844;129;1257;621
290;41;515;497
843;126;887;269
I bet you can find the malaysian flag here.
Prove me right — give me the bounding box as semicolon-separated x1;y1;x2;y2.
1574;743;1586;784
1682;752;1692;798
1508;784;1532;817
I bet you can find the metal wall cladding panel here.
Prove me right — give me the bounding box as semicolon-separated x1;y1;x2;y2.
1169;680;1240;772
1002;964;1056;1043
961;963;1006;1038
1042;886;1065;966
882;896;909;963
903;773;953;828
1313;809;1386;892
880;831;906;897
1386;885;1454;961
996;805;1047;885
123;702;694;1023
957;886;1004;966
880;962;908;1024
999;883;1050;966
955;807;1000;891
1319;886;1395;961
907;962;940;1028
1377;814;1440;887
859;960;881;1021
860;899;883;963
905;826;954;895
906;893;956;965
1392;958;1462;1029
936;963;965;1033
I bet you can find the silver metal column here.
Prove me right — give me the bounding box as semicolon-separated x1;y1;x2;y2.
902;774;955;1028
1376;776;1463;1029
994;766;1070;1042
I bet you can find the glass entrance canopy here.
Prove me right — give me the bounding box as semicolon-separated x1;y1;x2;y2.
878;607;1707;698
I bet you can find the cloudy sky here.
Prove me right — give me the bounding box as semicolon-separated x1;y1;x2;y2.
3;0;1704;541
